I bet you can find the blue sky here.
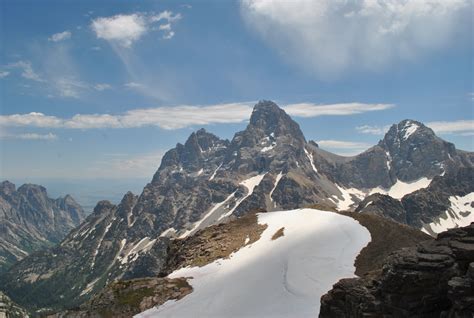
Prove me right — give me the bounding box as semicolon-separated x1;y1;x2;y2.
1;0;473;186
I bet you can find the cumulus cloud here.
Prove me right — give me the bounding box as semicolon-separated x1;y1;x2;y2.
241;0;470;78
48;30;72;42
91;11;181;47
0;101;394;130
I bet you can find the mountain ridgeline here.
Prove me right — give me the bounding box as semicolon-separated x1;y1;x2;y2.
0;181;85;273
1;100;473;314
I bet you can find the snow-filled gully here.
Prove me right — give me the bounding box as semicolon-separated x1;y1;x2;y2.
137;209;371;318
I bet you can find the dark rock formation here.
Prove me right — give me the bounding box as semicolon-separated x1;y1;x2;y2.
319;223;474;317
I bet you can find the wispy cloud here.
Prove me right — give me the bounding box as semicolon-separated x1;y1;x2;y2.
0;131;58;140
241;0;470;78
284;103;394;117
48;30;72;42
0;71;10;78
90;11;181;47
356;124;390;135
317;139;371;156
93;83;112;91
7;60;44;82
0;102;394;130
426;120;474;135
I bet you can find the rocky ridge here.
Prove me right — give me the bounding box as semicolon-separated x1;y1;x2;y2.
319;223;474;317
0;181;85;273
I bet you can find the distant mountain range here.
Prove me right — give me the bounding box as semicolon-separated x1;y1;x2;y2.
1;100;472;315
0;181;85;273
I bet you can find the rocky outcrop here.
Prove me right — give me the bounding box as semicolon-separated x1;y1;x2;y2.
319;223;474;317
50;277;192;318
0;181;85;273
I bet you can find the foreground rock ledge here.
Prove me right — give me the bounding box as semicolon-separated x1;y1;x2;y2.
319;223;474;317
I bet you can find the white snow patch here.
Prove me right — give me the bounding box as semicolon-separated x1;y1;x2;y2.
119;237;156;265
369;177;432;200
385;151;392;170
269;171;284;204
335;185;366;211
209;163;222;181
136;209;371;318
80;277;100;296
218;174;266;220
402;121;419;140
90;217;116;268
181;191;236;238
159;228;177;238
304;148;318;174
422;192;474;235
261;143;276;153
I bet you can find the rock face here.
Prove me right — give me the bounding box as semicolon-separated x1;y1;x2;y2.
1;101;472;314
0;181;85;273
356;167;474;232
319;223;474;317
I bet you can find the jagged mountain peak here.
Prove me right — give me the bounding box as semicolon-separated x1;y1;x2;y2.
0;180;16;195
17;183;48;196
248;100;305;141
377;119;458;182
382;119;436;145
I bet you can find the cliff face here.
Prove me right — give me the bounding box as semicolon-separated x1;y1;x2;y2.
319;223;474;317
0;181;85;273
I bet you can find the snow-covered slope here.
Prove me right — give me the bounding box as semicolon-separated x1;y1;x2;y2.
421;192;474;235
369;177;432;200
136;209;371;318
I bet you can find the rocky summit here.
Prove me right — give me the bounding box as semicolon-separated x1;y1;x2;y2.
0;181;85;273
0;101;472;315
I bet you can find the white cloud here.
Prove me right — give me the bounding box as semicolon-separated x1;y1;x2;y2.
91;11;181;47
317;140;371;149
241;0;470;78
124;82;144;88
93;83;112;91
356;124;390;135
0;131;58;140
48;30;72;42
0;71;10;78
317;139;371;156
427;120;474;135
284;103;394;117
0;101;395;130
7;61;44;82
54;77;88;98
91;14;148;47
